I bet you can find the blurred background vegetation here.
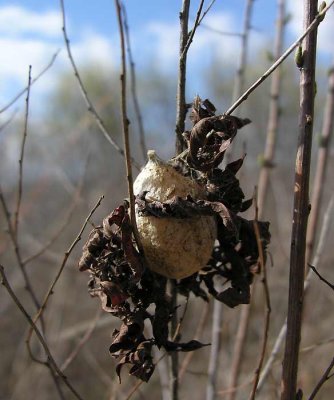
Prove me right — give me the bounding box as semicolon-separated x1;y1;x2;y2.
1;2;334;400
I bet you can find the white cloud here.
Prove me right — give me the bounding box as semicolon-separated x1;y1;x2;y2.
0;5;61;37
142;12;266;72
286;0;334;55
0;5;116;111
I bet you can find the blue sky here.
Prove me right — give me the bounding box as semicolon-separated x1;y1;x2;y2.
0;0;334;117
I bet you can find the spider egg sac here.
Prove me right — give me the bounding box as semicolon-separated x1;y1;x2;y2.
133;150;217;279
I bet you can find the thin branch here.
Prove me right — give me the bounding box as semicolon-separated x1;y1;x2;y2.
232;0;254;104
122;4;148;162
225;1;258;397
225;0;334;116
0;50;60;114
306;62;334;263
179;302;210;382
61;308;102;371
248;190;271;400
169;280;179;400
198;0;216;25
14;66;32;238
23;155;89;266
175;0;190;154
308;264;334;291
281;1;319;397
257;195;334;392
114;0;143;256
197;22;243;37
0;186;41;311
0;108;18;133
59;0;140;170
0;265;84;400
181;0;205;58
257;0;286;217
308;357;334;400
26;196;104;347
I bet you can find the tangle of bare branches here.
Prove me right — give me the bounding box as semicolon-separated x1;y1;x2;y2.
59;0;140;170
225;0;334;116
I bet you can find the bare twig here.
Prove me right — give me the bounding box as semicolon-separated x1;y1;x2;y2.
23;202;76;265
225;0;334;116
114;0;143;256
248;190;271;400
232;0;254;104
198;0;216;25
26;196;104;346
59;0;140;170
0;186;41;311
0;50;60;114
23;153;89;266
257;0;286;216
0;109;18;133
308;357;334;400
225;2;259;397
257;195;334;391
175;0;190;154
308;264;334;291
61;308;102;371
281;1;319;398
306;62;334;263
14;66;32;238
0;265;84;400
179;302;210;382
169;280;179;400
197;23;243;37
206;299;223;400
122;4;148;162
181;0;205;58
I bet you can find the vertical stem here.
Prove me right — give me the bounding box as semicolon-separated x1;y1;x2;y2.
169;280;179;400
225;2;258;398
281;1;318;399
115;0;142;253
305;63;334;263
206;300;223;400
175;0;190;155
232;0;254;103
14;65;32;237
257;0;286;217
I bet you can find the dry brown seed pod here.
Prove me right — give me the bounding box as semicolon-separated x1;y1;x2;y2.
133;150;217;279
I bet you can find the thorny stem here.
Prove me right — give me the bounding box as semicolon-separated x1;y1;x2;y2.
308;357;334;399
281;1;319;397
0;265;84;400
175;0;190;155
122;4;148;162
225;0;334;116
114;0;144;256
0;50;60;114
14;66;31;238
59;0;140;170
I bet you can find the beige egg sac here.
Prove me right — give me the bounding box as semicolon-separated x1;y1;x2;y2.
133;150;217;279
